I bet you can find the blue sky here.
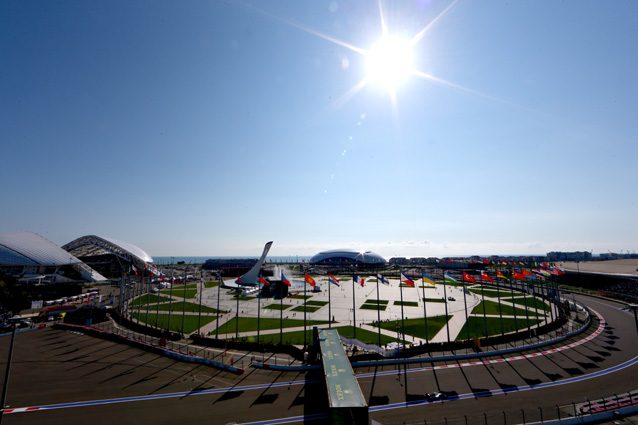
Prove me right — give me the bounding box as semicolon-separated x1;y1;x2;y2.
2;0;637;257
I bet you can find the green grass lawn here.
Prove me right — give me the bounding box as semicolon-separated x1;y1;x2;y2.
160;288;198;298
153;301;222;313
471;300;541;317
204;281;219;288
377;316;450;341
364;299;389;305
263;303;293;310
360;303;388;311
510;297;549;311
214;317;328;334
131;294;172;306
469;288;524;298
456;316;541;340
249;325;401;346
288;294;312;300
133;312;215;334
422;297;446;303
291;305;321;313
394;301;419;307
306;300;329;306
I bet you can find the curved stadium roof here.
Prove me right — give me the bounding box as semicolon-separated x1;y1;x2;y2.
310;249;386;266
62;235;153;266
0;232;82;267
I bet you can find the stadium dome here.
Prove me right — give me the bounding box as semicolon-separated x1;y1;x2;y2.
63;235;152;265
309;249;386;266
0;232;82;266
0;232;107;282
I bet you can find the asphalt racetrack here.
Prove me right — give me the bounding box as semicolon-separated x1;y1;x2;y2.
1;294;636;424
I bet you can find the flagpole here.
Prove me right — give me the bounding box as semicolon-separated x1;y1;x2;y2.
420;271;428;346
376;275;381;347
442;271;450;343
494;275;504;336
197;271;203;336
234;275;240;339
144;270;151;340
279;282;283;344
257;279;261;345
462;274;470;342
303;273;308;348
215;272;221;339
530;279;541;339
399;269;405;345
352;271;357;339
181;268;187;336
136;273;142;325
479;275;488;340
167;266;174;333
508;266;518;335
328;274;332;329
521;278;531;335
155;270;161;329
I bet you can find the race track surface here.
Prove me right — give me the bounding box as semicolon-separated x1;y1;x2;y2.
0;294;636;425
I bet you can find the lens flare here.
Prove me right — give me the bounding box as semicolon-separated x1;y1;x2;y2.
365;35;415;91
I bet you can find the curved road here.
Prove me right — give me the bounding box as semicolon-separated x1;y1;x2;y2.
0;294;635;424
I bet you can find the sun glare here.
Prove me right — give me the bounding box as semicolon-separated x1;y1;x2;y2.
365;35;415;91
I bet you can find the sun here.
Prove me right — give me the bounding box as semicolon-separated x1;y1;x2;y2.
365;35;415;91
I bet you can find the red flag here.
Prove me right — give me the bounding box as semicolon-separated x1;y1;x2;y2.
481;271;494;283
522;269;535;277
512;271;526;281
258;276;270;286
304;273;316;287
462;272;476;283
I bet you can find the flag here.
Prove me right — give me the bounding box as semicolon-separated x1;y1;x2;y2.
304;273;316;287
258;276;270;286
480;271;494;283
422;273;436;285
462;272;476;283
377;274;390;285
549;267;565;276
354;274;365;287
280;271;291;287
444;272;457;285
496;271;508;280
400;272;415;287
512;271;526;281
522;269;535;277
328;274;340;287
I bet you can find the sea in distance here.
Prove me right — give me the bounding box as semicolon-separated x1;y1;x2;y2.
153;256;310;265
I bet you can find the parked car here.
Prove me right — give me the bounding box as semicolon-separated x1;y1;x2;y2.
447;296;456;301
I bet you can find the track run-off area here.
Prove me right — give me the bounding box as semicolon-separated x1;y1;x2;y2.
1;294;636;424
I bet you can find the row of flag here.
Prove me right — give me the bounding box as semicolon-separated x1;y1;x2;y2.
258;266;565;288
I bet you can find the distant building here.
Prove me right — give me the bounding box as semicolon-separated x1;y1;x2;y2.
546;251;592;262
310;249;386;267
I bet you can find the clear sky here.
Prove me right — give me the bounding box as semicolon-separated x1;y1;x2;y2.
2;1;637;258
